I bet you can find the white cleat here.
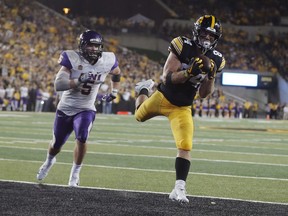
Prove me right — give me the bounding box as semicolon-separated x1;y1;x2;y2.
37;158;56;181
135;79;155;94
169;187;189;204
68;173;80;187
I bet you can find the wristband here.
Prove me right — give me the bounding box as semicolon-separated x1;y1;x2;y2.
112;74;121;82
166;71;173;85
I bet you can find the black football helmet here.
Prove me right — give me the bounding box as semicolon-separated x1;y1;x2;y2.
79;30;103;64
192;15;222;52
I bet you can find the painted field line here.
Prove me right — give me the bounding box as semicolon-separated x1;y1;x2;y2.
1;158;288;182
1;144;288;160
1;145;288;166
1;135;287;151
0;179;287;206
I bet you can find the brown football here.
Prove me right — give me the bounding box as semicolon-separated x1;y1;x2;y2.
199;54;211;72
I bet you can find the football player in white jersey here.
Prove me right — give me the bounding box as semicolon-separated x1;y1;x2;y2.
37;30;121;186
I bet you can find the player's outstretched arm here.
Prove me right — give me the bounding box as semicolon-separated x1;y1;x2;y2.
54;66;79;91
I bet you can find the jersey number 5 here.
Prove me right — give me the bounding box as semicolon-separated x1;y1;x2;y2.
81;82;93;95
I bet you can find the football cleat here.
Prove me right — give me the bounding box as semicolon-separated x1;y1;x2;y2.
135;79;155;94
68;173;80;187
37;157;56;181
169;187;189;203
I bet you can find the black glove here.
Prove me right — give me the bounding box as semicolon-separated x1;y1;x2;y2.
78;72;93;83
102;89;118;102
185;57;205;77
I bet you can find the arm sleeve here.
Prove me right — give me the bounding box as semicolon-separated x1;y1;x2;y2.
54;70;72;91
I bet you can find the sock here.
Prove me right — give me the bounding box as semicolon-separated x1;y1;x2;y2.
175;179;186;189
46;153;55;164
175;157;191;181
71;162;82;175
139;88;149;96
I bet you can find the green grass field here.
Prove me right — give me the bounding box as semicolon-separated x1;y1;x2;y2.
0;112;287;204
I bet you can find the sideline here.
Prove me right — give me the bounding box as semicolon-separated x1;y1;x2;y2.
1;179;287;206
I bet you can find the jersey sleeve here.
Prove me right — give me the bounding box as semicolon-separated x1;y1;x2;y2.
217;56;226;72
57;51;73;70
168;36;186;62
206;49;226;73
168;36;193;64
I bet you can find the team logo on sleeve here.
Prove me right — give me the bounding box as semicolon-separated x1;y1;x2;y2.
78;65;83;70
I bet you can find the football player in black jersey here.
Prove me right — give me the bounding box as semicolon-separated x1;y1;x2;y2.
134;15;226;203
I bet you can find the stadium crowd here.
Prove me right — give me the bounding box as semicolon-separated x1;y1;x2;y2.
0;0;287;119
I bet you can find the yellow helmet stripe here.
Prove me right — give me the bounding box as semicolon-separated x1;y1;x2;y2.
210;15;215;28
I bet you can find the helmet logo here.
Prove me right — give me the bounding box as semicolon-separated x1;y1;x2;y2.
90;38;102;43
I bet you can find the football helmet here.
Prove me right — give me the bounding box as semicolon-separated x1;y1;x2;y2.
79;30;103;64
192;15;222;52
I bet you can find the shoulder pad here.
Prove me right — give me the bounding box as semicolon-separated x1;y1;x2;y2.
169;36;195;63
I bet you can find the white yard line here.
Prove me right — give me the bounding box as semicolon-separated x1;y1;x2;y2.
1;158;288;182
1;135;287;149
1;143;288;158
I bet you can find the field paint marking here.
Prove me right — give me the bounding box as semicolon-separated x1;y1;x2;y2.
1;135;288;150
0;114;30;117
0;141;288;158
0;179;288;206
1;158;288;182
1;145;288;166
1;145;288;167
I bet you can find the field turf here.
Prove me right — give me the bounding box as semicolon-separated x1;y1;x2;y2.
0;112;287;215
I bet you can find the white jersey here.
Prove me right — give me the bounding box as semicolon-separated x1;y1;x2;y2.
20;86;29;97
57;50;117;116
0;88;5;99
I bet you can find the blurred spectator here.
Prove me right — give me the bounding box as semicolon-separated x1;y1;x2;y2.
0;82;6;110
243;101;251;118
35;85;43;112
28;83;37;111
20;82;29;111
251;101;259;118
283;104;288;120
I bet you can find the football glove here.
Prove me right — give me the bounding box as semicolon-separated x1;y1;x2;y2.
207;59;217;80
102;89;118;102
78;72;94;83
185;57;205;77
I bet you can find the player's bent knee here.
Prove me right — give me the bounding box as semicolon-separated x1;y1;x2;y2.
135;111;145;122
177;141;192;151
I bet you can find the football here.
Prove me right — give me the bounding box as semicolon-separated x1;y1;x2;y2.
198;54;211;72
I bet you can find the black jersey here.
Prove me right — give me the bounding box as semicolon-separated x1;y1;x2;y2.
158;36;226;106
